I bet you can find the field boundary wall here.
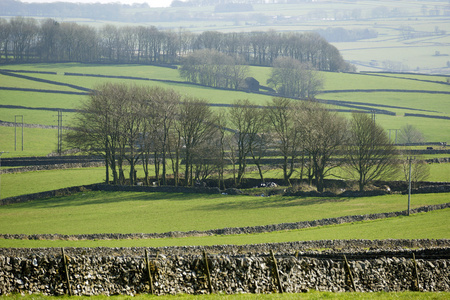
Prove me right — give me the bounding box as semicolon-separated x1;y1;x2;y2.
0;243;449;295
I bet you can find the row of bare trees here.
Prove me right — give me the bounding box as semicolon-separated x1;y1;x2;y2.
65;84;407;192
0;17;354;72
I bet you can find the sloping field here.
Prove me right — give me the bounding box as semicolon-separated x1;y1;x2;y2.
0;190;448;236
0;189;448;248
0;63;449;159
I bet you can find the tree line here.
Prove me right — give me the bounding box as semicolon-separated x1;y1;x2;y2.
66;84;404;193
0;17;354;72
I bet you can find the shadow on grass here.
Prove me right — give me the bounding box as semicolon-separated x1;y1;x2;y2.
1;191;209;210
192;195;352;212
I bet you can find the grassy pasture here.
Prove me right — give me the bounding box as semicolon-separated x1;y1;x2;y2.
322;72;450;93
0;167;106;198
1;208;448;248
0;190;448;235
0;127;59;157
0;73;78;92
1;63;449;156
0;160;448;199
0;190;448;248
2;291;449;300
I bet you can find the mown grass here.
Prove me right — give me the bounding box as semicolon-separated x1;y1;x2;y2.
1;160;448;199
322;72;450;92
0;189;448;236
1;208;448;248
0;167;106;198
2;291;449;299
0;127;60;157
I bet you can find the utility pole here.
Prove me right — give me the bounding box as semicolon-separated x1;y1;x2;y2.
54;110;63;155
58;110;63;155
407;156;415;216
14;115;24;151
0;152;8;200
388;129;399;144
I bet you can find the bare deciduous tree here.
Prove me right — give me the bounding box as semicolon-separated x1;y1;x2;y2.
299;101;347;192
345;112;399;191
400;156;430;188
177;97;218;186
267;57;323;99
228;99;266;185
266;97;303;185
398;124;425;144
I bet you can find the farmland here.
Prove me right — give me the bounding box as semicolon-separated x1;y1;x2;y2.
0;2;449;297
0;63;449;148
0;190;449;248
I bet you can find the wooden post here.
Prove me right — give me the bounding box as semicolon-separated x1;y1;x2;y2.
270;250;283;293
61;248;72;296
145;249;154;294
203;251;213;294
412;253;420;291
343;255;356;292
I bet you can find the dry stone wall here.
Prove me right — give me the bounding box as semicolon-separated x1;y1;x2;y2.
0;243;449;296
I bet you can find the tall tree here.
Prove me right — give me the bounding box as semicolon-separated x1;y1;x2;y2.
299;101;347;192
150;87;180;185
177;97;218;186
228;99;266;185
65;83;126;184
400;156;430;189
345;112;399;191
0;19;11;61
266;97;303;185
398;124;425;144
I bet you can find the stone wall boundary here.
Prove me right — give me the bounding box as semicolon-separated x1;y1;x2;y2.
0;244;449;295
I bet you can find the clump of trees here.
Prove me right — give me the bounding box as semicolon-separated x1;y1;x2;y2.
179;49;249;90
0;17;354;72
66;83;401;190
344;112;399;191
267;57;323;98
65;83;218;187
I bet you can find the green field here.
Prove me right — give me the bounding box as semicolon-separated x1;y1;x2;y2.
2;291;450;300
0;189;448;248
0;161;448;199
1;63;449;152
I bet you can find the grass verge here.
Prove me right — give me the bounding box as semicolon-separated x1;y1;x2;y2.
1;291;450;299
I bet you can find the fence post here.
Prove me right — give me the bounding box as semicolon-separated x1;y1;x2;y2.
61;248;72;296
203;251;213;294
145;249;154;294
270;250;283;293
412;253;420;291
343;255;356;292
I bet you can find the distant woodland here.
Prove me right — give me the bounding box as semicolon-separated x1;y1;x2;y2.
0;17;354;72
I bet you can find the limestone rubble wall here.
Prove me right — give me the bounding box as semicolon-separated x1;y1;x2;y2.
0;242;449;295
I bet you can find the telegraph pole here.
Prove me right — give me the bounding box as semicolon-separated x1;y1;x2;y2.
54;110;63;155
388;129;399;144
14;115;24;151
58;110;62;155
0;152;8;200
407;156;415;216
